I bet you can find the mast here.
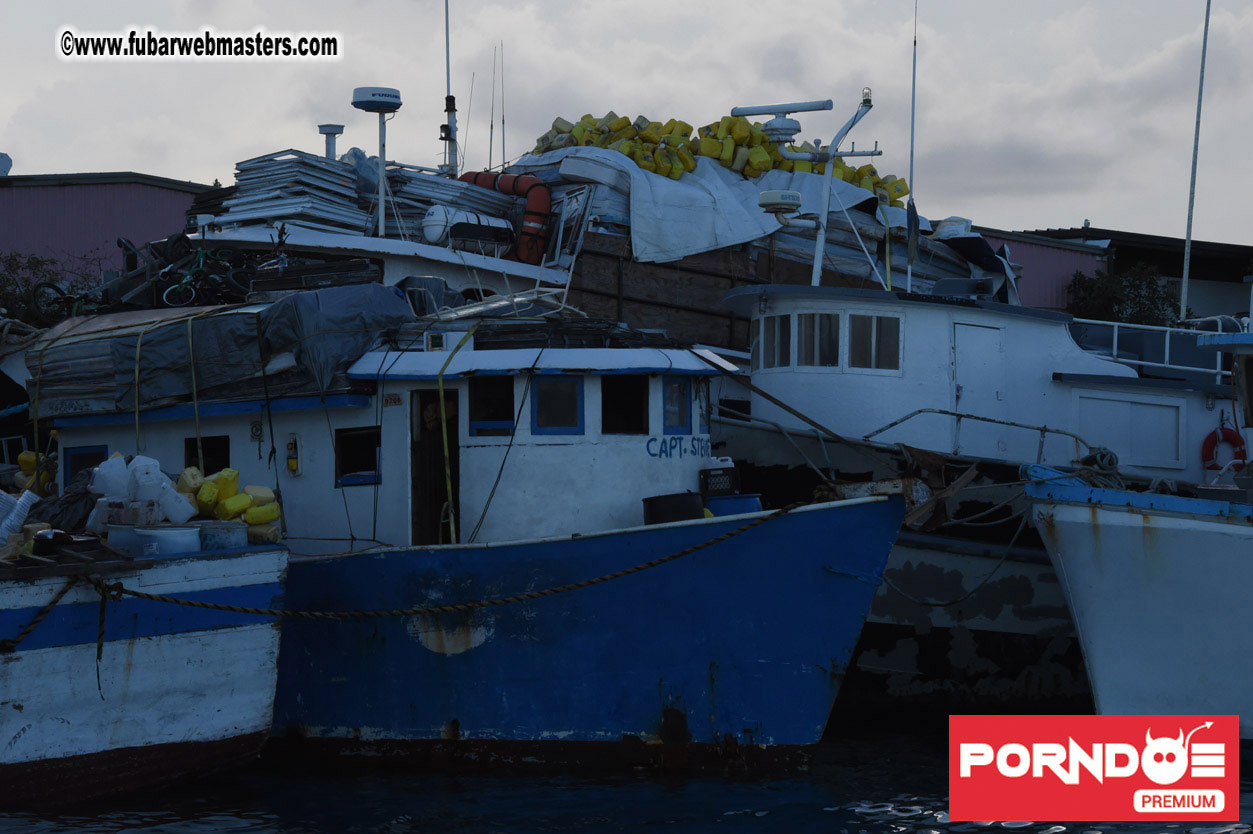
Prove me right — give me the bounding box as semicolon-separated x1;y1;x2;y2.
500;41;507;168
442;0;459;176
489;44;497;171
906;0;919;293
1180;0;1212;320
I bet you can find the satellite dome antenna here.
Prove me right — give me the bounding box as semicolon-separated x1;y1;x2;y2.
352;86;403;237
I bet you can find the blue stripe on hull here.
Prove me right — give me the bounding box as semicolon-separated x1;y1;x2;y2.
274;498;904;747
0;582;283;652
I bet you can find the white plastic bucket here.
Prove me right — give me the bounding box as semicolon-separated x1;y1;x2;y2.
135;526;201;556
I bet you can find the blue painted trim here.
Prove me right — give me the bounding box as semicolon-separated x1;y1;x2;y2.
62;444;107;488
1198;333;1253;350
663;376;692;436
469;420;514;437
0;581;283;652
1024;466;1253;520
53;394;372;428
0;402;28;420
336;472;381;487
531;377;584;436
369;367;721;381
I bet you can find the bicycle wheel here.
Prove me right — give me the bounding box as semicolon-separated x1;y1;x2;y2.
29;282;69;326
162;282;197;307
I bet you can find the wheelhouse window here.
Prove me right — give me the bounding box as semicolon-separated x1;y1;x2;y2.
663;377;692;435
532;376;584;435
762;314;791;369
849;314;901;371
63;445;107;488
335;426;381;487
468;376;515;436
601;374;650;435
184;435;230;474
797;313;839;367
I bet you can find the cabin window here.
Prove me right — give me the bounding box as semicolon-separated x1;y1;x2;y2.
335;426;381;487
468;377;515;437
0;436;24;466
663;377;692;435
750;325;760;370
762;314;791;368
532;376;584;435
601;374;650;435
797;313;839;367
184;435;230;474
849;314;901;371
63;445;107;488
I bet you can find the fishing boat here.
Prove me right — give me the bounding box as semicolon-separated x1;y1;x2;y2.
1023;331;1253;736
31;288;908;767
0;543;286;807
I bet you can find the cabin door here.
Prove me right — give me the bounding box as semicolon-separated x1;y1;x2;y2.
410;389;460;545
953;323;1007;459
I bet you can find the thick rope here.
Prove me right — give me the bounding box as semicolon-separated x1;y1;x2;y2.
87;503;801;620
0;577;79;653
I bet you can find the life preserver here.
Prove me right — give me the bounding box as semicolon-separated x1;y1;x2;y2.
1201;426;1246;471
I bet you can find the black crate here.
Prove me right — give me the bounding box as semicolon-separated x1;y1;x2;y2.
699;466;739;497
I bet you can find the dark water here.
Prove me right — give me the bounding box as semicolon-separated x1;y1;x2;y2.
3;736;1249;833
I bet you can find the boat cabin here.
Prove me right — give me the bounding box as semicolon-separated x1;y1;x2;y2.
723;285;1244;485
49;316;720;550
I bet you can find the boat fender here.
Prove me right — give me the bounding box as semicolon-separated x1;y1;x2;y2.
1201;426;1246;471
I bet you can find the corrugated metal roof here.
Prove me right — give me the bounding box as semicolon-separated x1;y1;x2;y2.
0;172;212;194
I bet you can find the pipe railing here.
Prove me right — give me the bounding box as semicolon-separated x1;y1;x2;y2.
862;407;1096;464
1071;317;1229;383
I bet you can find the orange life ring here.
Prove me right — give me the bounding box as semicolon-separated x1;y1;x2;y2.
1201;427;1247;471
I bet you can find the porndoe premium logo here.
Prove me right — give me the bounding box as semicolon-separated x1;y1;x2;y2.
949;715;1238;821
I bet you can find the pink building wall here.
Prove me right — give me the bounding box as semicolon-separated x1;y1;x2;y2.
982;233;1109;312
0;179;205;275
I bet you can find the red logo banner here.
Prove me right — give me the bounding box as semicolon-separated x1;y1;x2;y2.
949;715;1239;821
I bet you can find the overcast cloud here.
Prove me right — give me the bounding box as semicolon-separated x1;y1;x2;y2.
2;1;1249;243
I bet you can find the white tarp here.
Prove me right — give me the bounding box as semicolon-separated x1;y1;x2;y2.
513;147;889;264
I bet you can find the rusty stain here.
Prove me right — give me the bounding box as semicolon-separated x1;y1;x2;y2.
9;704;21;712
442;718;461;741
707;662;717;740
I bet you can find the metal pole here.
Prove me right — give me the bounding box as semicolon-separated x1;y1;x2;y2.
907;0;918;293
811;140;833;287
378;112;386;237
444;0;458;175
1181;0;1212;320
500;41;506;167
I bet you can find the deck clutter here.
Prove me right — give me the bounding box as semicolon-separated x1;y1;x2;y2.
3;78;1250;808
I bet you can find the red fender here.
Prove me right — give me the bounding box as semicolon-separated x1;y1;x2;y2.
1201;426;1246;471
458;172;552;265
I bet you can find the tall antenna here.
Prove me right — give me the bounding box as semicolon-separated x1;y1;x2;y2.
1181;0;1212;320
462;71;476;175
441;0;459;176
500;41;507;168
906;0;919;293
488;44;497;171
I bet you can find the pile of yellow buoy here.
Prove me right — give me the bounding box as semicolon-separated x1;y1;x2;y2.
531;111;910;207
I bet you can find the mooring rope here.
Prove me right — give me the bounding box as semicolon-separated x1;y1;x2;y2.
0;576;79;652
83;503;802;621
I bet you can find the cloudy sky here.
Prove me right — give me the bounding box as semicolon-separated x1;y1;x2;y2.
3;1;1249;243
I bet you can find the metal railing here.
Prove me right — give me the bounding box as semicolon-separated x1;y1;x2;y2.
862;407;1096;464
1071;317;1230;383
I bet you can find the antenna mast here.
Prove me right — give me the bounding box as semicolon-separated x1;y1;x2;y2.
1181;0;1212;320
441;0;459;177
906;0;919;293
500;41;507;168
488;44;497;170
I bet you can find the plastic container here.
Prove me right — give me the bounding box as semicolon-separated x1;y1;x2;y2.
136;526;201;556
159;481;196;524
215;493;253;521
247;523;282;544
198;520;248;551
196;481;220;515
176;467;204;494
106;524;142;556
243;502;280;525
0;491;40;540
642;492;706;525
704;493;764;517
90;456;129;499
243;485;275;506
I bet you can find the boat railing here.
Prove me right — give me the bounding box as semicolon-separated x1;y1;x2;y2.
862;408;1097;464
1070;317;1231;383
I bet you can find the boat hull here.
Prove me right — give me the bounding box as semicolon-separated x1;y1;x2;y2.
272;497;904;757
1032;495;1253;738
0;549;287;807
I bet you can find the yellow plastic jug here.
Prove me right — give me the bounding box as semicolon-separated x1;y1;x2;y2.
243;502;281;525
214;493;253;521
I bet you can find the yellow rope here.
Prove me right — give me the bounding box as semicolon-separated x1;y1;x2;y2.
435;324;479;544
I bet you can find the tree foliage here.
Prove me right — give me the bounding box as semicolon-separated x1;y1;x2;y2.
0;252;97;327
1065;263;1185;326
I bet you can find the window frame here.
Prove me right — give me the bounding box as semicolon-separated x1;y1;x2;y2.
184;434;231;474
334;425;382;487
662;376;693;436
760;314;792;369
847;312;904;376
467;376;517;437
531;375;585;436
63;444;108;489
796;312;840;368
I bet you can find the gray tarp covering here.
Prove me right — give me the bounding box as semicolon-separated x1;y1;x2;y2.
28;285;415;417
